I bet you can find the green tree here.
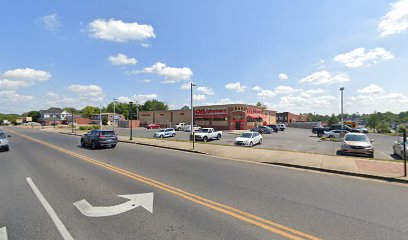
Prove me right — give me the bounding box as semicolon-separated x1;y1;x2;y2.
81;106;100;118
102;116;108;125
366;113;380;132
255;102;267;110
63;107;80;114
377;120;391;133
181;106;190;110
327;114;339;126
22;111;41;122
140;99;169;111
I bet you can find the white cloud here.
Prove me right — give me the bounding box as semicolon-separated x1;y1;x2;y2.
108;53;137;65
88;18;155;42
334;48;394;68
180;83;191;90
46;92;59;98
299;70;350;85
357;84;385;95
347;92;408;113
116;94;158;104
378;0;408;37
143;79;151;83
0;91;34;102
225;82;247;92
257;90;276;98
193;94;206;102
40;13;60;32
268;92;337;114
252;86;263;92
67;84;104;98
197;86;214;95
273;85;300;94
3;68;51;81
256;85;307;99
278;73;288;80
141;43;150;48
0;79;31;90
142;62;193;83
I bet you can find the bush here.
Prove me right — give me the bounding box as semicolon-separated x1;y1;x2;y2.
92;125;101;130
397;125;407;134
79;126;87;131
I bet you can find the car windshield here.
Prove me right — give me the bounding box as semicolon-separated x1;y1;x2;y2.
345;134;369;142
101;131;115;136
0;132;5;139
240;133;253;138
158;130;165;132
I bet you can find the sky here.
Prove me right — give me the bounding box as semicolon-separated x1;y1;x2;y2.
1;0;408;115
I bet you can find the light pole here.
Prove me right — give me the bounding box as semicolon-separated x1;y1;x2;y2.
129;101;133;140
113;98;118;131
340;87;345;132
99;105;102;129
190;82;196;149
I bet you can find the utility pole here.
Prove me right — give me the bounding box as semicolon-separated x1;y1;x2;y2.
71;110;74;134
99;105;102;129
404;129;407;177
129;101;133;140
113;98;118;131
340;87;345;132
191;82;196;149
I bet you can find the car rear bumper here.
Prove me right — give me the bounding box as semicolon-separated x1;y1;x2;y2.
97;140;117;146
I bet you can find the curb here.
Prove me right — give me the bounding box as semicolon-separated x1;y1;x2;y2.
59;132;206;155
58;131;407;184
261;162;408;184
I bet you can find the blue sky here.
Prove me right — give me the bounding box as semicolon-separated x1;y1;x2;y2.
1;0;408;114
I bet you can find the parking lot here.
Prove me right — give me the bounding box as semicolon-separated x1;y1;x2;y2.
111;127;398;160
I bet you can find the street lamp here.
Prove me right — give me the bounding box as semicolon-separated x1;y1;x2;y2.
191;82;197;149
113;98;118;131
340;87;345;132
129;101;133;140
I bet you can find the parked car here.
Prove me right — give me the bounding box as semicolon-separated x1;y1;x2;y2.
251;126;273;134
356;127;369;133
234;132;262;147
393;137;407;159
194;128;222;142
81;130;118;149
267;124;279;132
146;123;161;129
323;130;349;138
277;124;286;131
154;128;176;138
0;130;10;151
340;133;374;158
184;125;201;132
175;123;187;131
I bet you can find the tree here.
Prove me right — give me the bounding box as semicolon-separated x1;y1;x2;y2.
140;99;169;111
102;116;108;125
181;106;190;110
377;120;391;133
366;113;380;132
255;102;267;110
63;107;80;114
327;114;339;126
81;106;100;118
22;111;41;122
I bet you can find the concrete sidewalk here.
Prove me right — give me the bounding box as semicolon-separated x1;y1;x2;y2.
39;127;408;184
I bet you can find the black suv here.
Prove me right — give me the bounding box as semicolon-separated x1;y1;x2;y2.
81;130;118;149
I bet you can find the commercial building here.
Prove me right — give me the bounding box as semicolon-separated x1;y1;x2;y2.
276;112;308;123
138;104;277;130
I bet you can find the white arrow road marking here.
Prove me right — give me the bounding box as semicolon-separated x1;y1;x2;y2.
26;178;74;240
73;192;154;217
0;227;7;240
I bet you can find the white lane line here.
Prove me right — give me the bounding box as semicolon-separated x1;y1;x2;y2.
0;227;7;240
26;178;74;240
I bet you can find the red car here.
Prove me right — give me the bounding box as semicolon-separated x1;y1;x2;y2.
146;123;161;129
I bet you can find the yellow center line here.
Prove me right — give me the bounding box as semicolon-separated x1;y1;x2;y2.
11;130;321;240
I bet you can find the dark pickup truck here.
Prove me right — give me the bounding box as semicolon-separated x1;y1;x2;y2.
312;124;358;137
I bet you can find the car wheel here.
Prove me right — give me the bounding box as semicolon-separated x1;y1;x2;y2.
111;144;116;148
249;141;253;147
81;139;86;148
159;135;163;138
91;141;97;149
217;134;221;140
5;146;9;151
259;139;263;145
370;153;374;158
172;133;176;137
203;137;208;143
329;135;334;138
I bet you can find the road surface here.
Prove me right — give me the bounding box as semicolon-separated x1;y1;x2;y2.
1;127;407;239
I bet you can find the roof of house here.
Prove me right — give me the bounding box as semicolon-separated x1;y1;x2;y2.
40;107;63;114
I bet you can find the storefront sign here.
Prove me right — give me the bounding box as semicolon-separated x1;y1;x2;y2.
195;108;228;116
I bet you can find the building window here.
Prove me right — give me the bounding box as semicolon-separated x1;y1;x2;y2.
180;113;184;115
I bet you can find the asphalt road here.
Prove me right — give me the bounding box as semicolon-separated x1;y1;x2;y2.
1;127;408;240
111;127;398;160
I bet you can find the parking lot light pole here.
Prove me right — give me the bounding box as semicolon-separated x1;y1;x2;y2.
113;98;118;131
340;87;345;132
191;82;196;149
129;101;133;140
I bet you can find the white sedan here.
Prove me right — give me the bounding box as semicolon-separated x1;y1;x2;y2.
323;130;349;138
234;132;262;147
393;137;407;159
153;128;176;138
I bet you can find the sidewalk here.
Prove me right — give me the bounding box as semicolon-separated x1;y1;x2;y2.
42;127;408;184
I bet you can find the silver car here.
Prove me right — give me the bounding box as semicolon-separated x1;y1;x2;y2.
341;133;374;158
393;137;407;159
0;130;10;151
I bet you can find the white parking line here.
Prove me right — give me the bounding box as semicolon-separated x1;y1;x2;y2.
26;178;74;240
0;227;7;240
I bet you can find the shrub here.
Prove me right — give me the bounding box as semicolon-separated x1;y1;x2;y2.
397;125;407;134
79;126;87;131
92;125;101;130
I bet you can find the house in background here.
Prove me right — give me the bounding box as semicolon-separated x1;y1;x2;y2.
38;107;72;125
90;113;125;126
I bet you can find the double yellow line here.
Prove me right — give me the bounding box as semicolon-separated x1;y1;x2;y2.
11;130;321;240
